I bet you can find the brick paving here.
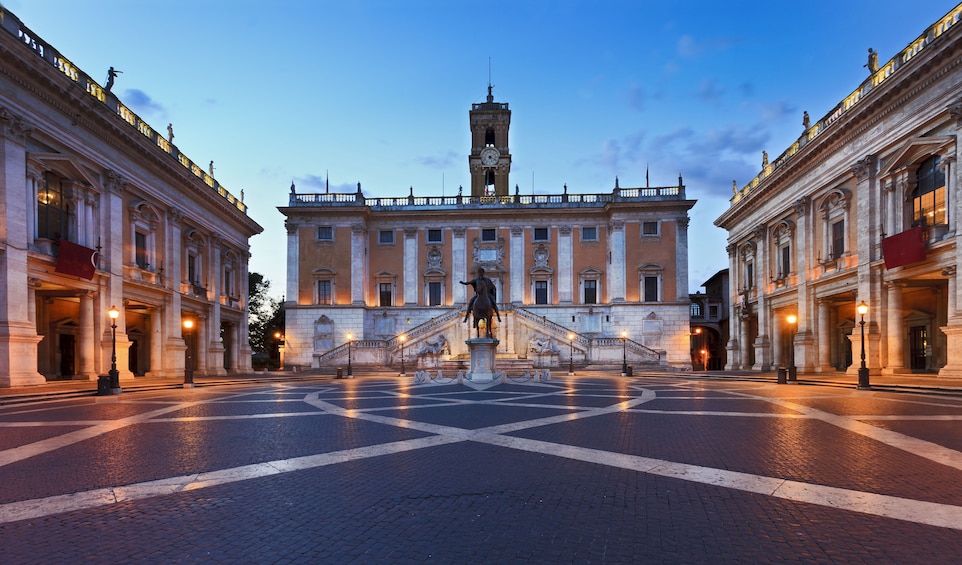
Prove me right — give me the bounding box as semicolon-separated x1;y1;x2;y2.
1;373;962;563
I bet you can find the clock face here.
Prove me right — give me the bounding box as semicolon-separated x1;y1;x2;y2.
480;148;500;166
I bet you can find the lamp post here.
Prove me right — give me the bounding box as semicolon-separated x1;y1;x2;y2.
274;331;285;371
107;305;121;394
183;318;194;387
346;332;353;377
692;327;702;370
786;314;798;382
621;329;628;376
568;333;575;375
857;301;870;389
399;334;406;377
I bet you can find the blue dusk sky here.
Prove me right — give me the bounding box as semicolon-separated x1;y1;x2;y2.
5;0;958;296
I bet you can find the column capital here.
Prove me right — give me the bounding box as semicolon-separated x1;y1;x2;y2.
0;106;33;144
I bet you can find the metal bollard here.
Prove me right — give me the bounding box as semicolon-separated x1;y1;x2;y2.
777;366;787;384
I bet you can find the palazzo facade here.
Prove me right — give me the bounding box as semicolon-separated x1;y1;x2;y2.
0;9;262;386
715;3;962;379
280;89;696;371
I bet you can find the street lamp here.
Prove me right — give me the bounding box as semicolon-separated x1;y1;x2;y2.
568;333;575;375
621;329;628;376
786;314;798;383
274;331;285;370
399;334;406;376
183;318;194;388
857;301;870;389
107;305;121;394
346;332;353;377
692;327;702;370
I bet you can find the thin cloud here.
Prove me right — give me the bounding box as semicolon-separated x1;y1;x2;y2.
695;78;725;103
121;88;165;116
416;151;459;169
624;83;646;111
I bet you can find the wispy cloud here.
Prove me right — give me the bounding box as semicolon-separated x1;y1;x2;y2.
624;82;646;111
694;78;724;103
416;151;459;169
121;88;165;116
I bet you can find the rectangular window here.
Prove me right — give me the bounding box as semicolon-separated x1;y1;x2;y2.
224;268;234;296
535;280;548;304
379;230;395;244
709;305;719;319
188;252;198;285
135;231;149;269
831;220;844;259
644;276;659;302
581;226;597;241
584;280;597;304
642;222;659;235
481;228;497;242
746;263;754;290
317;280;332;304
379;282;392;306
533;227;549;241
780;245;791;278
317;226;334;240
38;173;67;240
427;229;443;243
429;282;442;306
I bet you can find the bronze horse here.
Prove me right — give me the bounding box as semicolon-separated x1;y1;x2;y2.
470;278;496;338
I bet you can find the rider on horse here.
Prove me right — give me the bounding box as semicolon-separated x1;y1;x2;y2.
460;268;502;323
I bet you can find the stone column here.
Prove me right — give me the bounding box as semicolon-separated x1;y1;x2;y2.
285;220;299;305
675;216;690;301
817;299;833;372
608;220;626;302
772;310;783;369
146;307;164;377
167;209;186;376
351;224;366;305
453;227;467;305
236;250;252;373
404;228;418;305
751;225;771;371
77;291;97;380
739;316;751;372
509;226;524;303
724;244;739;370
0;108;44;386
852;155;882;374
196;314;209;375
558;226;572;303
884;281;907;374
208;234;225;376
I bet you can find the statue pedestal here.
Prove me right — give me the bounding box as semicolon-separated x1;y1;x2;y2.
465;338;499;383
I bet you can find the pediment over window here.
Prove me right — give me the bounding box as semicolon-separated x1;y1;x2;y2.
879;136;955;176
29;153;100;188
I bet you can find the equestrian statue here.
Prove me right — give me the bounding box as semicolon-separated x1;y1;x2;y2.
460;268;501;338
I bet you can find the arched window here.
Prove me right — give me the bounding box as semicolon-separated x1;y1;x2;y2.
485;128;495;147
913;155;946;227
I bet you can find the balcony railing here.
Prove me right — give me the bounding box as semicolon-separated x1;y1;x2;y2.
289;185;686;209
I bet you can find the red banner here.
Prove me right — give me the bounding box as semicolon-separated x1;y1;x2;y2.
55;240;98;280
881;226;926;269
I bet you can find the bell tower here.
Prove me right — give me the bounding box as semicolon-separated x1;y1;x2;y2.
469;84;511;197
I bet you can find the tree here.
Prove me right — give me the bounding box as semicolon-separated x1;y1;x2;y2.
248;272;283;356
